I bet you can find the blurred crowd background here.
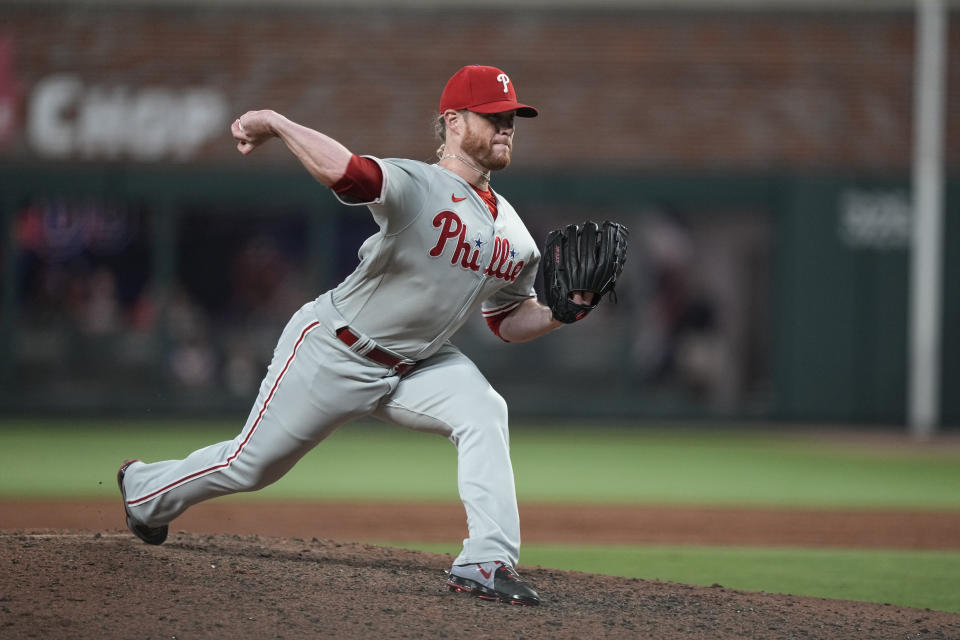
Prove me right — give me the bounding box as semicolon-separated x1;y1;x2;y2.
0;1;957;426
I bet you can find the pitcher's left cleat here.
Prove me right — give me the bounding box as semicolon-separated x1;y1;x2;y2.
447;561;540;606
117;459;168;545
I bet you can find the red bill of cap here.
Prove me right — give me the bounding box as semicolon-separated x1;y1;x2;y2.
439;65;538;118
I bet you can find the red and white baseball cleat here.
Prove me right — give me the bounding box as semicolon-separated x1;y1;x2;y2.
447;561;540;606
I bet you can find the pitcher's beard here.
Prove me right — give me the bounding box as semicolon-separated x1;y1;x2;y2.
461;129;512;172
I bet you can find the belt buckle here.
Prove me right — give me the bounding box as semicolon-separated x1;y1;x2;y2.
391;361;414;377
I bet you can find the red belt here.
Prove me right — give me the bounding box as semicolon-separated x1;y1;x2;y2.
336;327;416;376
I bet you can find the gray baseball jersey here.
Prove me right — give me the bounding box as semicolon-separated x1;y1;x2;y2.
120;156;540;568
332;156;539;357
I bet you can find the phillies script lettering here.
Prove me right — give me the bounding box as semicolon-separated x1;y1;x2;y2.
429;211;524;282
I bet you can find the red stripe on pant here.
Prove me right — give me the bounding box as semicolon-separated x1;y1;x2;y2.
126;320;321;506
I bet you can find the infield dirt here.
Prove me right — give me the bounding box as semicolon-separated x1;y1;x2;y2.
2;501;960;639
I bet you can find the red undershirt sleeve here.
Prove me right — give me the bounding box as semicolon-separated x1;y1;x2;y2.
485;312;511;342
331;155;384;203
482;300;525;342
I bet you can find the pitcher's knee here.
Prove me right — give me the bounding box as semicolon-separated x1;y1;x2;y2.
460;388;509;441
480;388;508;427
230;463;287;493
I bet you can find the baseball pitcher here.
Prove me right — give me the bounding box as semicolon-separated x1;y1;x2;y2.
117;64;628;606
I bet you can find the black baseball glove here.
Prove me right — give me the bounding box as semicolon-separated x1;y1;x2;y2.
543;220;629;324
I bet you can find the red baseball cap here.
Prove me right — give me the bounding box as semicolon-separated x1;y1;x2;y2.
439;65;538;118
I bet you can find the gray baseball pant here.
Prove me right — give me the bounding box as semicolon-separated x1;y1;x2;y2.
121;293;521;566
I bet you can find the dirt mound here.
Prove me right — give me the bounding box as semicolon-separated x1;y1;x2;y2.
6;500;960;550
2;530;958;640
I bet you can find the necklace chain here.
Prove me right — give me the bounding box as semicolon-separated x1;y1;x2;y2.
441;154;490;184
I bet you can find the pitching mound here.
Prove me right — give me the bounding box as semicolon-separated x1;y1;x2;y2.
3;530;959;640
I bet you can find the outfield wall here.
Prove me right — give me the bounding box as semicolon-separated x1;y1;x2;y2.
0;6;957;425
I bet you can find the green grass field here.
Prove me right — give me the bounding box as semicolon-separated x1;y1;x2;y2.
1;419;959;613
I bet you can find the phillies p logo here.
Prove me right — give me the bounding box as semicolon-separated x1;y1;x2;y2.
496;73;510;93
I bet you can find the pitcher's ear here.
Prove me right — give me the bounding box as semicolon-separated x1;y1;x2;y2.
443;109;464;136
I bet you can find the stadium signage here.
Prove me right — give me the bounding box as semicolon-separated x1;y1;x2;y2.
26;74;228;161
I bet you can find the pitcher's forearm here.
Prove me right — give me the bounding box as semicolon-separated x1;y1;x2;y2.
269;114;352;186
498;298;563;343
232;110;352;186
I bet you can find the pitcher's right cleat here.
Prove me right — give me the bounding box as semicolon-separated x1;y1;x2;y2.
117;459;168;545
447;561;540;606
